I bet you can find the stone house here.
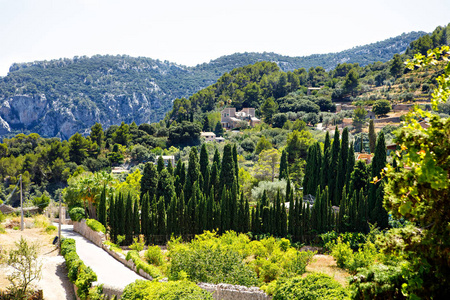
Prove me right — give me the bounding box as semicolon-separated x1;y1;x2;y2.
221;107;261;129
201;132;216;142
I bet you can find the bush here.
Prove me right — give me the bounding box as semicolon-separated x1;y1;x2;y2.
33;215;51;229
86;219;105;233
126;250;163;279
350;263;407;300
69;207;85;222
168;236;258;287
145;245;164;266
273;273;350;300
122;279;213;300
45;225;57;234
330;237;379;274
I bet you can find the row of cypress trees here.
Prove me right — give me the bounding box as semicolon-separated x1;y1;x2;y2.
302;126;389;233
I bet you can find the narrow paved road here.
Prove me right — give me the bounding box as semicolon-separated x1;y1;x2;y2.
60;225;145;289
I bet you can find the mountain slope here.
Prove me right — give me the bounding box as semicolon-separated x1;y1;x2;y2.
0;31;426;139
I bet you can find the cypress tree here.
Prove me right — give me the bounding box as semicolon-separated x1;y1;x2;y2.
156;196;166;236
125;193;133;244
133;198;140;237
109;195;116;243
209;162;219;201
156;168;175;208
244;196;250;233
140;162;158;201
118;193;126;237
141;193;150;242
219;144;235;195
281;201;287;237
167;158;174;175
368;132;386;222
357;188;368;233
213;147;221;171
302;145;313;196
98;184;107;226
321;131;331;189
199;144;209;179
185;147;200;201
339;187;347;232
348;191;357;232
345;142;355;194
335;127;349;205
157;155;165;173
328;126;340;203
177;191;185;235
233;144;239;191
206;189;214;230
368;119;376;154
279;150;288;180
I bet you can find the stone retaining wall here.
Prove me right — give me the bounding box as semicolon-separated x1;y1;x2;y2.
198;283;272;300
73;220;106;248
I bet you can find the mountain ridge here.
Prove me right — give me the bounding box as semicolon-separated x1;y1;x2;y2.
0;31;426;139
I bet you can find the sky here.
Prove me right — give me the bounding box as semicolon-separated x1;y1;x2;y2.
0;0;449;76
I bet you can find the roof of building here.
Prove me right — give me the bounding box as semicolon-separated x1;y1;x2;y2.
201;132;216;136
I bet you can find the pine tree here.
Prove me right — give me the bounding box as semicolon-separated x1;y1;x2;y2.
368;119;376;154
98;184;107;226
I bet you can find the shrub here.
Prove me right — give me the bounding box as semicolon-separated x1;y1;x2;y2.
69;207;85;222
144;245;164;266
330;237;379;274
86;219;105;233
350;263;407;300
45;225;57;234
126;250;162;279
273;273;350;300
129;235;145;252
33;215;51;229
122;279;213;300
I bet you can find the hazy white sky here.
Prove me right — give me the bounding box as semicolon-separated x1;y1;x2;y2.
0;0;449;76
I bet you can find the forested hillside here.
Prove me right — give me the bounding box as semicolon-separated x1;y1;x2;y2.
0;31;425;139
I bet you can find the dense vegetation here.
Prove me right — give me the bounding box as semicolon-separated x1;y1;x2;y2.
0;31;426;138
1;24;450;299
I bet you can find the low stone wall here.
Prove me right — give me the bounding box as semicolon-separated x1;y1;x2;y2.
73;220;106;248
374;116;401;123
198;283;272;300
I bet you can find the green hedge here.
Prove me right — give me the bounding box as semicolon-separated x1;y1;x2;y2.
86;218;106;234
122;279;213;300
61;238;99;300
126;250;163;279
273;273;350;300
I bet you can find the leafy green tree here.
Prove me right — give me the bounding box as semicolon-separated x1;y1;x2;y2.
389;53;403;78
343;68;359;96
253;148;281;182
68;132;88;165
372;100;391;117
260;97;278;124
352;106;367;132
113;122;130;146
90;123;104;149
255;136;272;154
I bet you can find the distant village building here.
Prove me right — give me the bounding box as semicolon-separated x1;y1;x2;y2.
221;107;261;129
156;155;175;168
307;87;321;95
201;132;216;142
356;153;374;164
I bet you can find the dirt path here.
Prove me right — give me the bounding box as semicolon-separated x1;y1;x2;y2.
0;225;75;300
305;254;350;286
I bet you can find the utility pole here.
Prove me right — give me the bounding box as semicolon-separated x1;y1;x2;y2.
58;193;62;250
20;174;24;231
